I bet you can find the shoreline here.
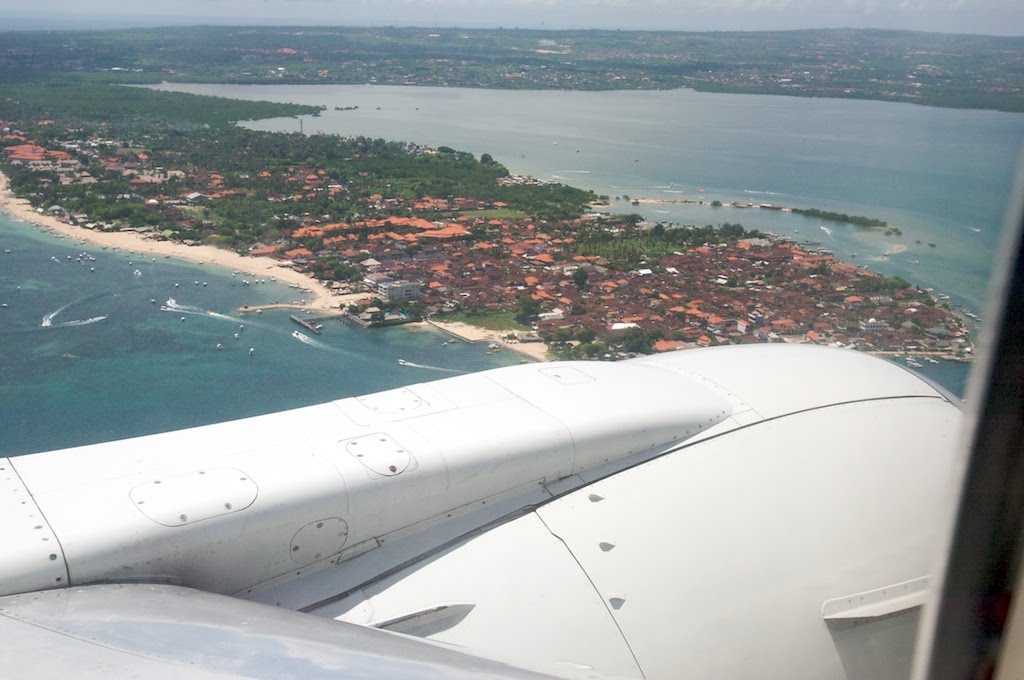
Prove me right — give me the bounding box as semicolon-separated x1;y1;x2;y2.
419;319;550;363
1;169;551;358
0;170;340;312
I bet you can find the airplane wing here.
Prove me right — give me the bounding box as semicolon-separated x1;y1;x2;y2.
0;345;963;679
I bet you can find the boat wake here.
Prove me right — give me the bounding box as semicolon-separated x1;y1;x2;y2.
743;189;777;196
207;311;243;323
41;302;73;327
52;315;108;328
162;299;241;322
41;291;109;327
820;225;834;239
965;226;982;233
397;359;463;373
162;298;204;314
291;330;336;352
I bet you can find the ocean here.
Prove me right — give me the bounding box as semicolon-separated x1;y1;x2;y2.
0;219;519;456
4;86;1023;454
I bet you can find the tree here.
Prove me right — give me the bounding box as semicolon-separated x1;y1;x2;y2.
514;295;541;324
480;153;494;165
571;267;589;289
574;327;597;343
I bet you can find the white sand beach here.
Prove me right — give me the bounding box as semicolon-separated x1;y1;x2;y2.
0;171;340;311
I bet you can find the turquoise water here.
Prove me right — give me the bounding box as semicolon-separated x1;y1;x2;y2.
153;83;1024;398
0;219;518;455
158;84;1024;314
6;86;1024;454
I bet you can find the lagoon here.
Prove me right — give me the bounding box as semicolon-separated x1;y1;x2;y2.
155;83;1024;315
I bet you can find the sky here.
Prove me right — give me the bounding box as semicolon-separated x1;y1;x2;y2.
2;0;1023;36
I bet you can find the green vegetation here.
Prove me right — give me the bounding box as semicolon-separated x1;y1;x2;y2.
0;78;319;130
790;207;888;228
441;309;530;331
577;222;762;270
458;208;530;219
1;80;595;246
1;26;1021;111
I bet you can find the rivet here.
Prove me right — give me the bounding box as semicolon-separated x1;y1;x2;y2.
316;522;324;528
153;480;161;484
179;513;188;522
224;502;232;510
388;465;397;472
292;545;300;551
49;554;57;560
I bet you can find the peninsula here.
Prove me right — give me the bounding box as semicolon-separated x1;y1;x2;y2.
0;79;973;362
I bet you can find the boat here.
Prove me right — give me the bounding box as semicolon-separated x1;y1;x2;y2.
397;359;408;366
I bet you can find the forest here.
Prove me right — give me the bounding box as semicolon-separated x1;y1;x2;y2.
1;26;1021;111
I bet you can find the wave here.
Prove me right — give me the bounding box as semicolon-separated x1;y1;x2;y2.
665;190;684;194
554;170;591;174
743;189;777;195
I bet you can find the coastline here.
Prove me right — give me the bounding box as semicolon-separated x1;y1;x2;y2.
419;319;550;363
0;170;340;312
1;169;551;359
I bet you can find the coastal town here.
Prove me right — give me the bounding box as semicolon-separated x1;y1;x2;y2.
0;110;974;364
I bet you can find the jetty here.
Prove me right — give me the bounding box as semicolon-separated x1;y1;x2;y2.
289;314;322;335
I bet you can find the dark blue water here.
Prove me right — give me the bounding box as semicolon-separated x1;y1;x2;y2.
0;218;518;455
